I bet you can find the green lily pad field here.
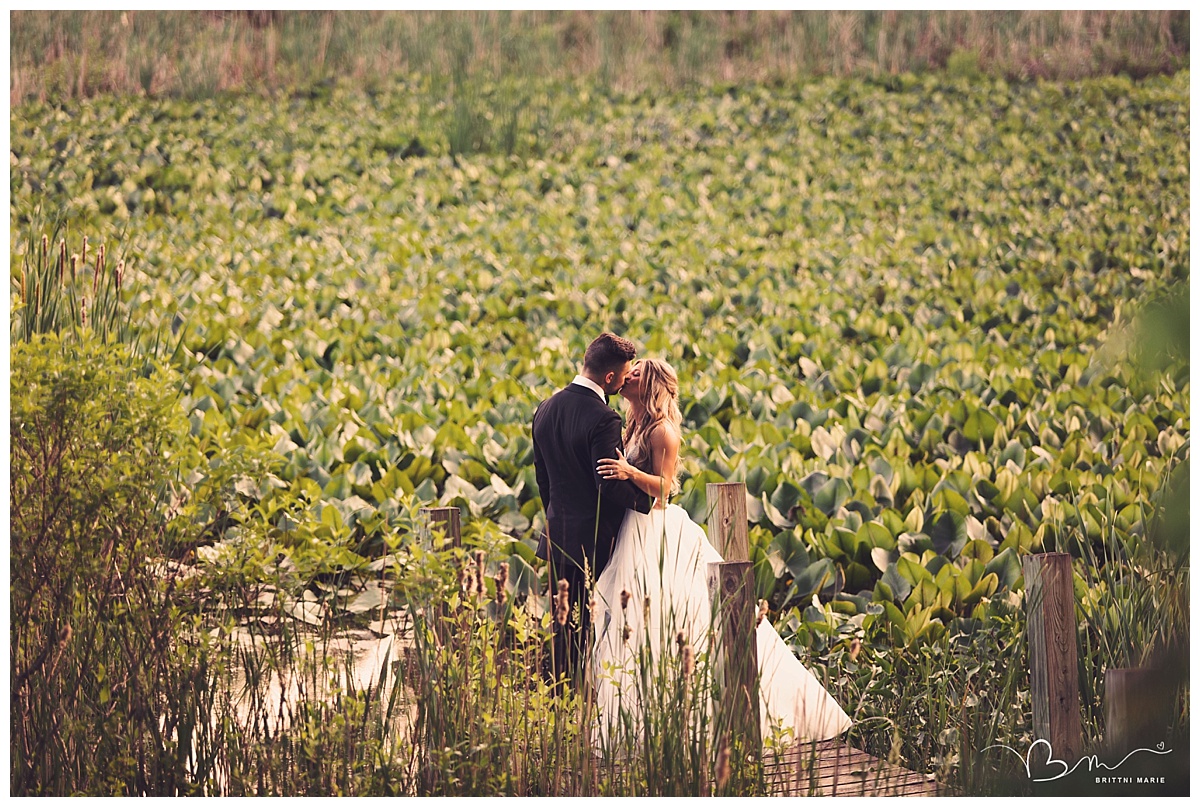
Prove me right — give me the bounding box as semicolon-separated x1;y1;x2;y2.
11;70;1189;649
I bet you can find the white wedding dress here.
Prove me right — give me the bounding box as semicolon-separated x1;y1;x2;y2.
590;503;852;747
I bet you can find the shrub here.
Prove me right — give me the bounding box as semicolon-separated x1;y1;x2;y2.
946;49;982;80
10;333;204;795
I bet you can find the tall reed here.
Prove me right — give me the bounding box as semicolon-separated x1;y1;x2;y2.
11;213;183;361
12;216;124;343
10;11;1188;106
179;595;416;795
1066;474;1190;751
822;608;1034;795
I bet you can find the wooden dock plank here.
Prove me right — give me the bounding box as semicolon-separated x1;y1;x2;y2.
764;738;943;797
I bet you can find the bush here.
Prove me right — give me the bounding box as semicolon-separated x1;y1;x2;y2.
10;333;204;795
945;48;982;80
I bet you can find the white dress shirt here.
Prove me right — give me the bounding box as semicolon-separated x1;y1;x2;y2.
571;374;607;402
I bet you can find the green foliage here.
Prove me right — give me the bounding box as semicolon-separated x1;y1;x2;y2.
406;570;586;795
946;49;983;80
1070;495;1190;746
819;613;1036;794
10;334;202;794
12;67;1188;650
13;74;1186;608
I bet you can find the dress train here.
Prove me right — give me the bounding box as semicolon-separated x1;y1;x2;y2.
590;504;852;747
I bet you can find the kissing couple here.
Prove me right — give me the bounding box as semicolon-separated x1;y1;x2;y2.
532;332;850;744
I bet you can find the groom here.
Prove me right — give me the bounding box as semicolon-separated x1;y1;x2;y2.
532;332;653;685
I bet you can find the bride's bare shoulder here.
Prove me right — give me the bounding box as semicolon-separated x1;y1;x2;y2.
648;420;682;449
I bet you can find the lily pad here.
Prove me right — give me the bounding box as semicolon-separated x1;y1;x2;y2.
813;477;852;516
930;511;969;558
343;581;388;614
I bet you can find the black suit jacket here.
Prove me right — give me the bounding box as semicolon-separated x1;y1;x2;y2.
532;384;653;581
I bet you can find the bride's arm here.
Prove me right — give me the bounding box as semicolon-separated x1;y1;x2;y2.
597;423;680;504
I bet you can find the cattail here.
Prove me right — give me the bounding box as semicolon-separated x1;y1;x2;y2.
70;253;78;285
458;561;472;597
81;236;88;273
849;638;861;662
554;578;570;626
115;259;124;290
682;643;695;679
41;234;48;264
81;297;87;327
555;595;569;627
757;599;769;626
495;562;509;607
620;589;630;611
95;244;105;297
622;623;632;643
474;550;486;598
643;595;651;623
58;239;66;286
716;741;731;790
676;630;686;652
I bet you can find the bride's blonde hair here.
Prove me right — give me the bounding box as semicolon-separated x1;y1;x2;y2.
623;358;683;496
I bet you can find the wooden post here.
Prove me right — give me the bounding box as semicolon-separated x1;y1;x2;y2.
708;560;761;760
706;481;760;767
1022;552;1082;762
707;482;750;561
1106;667;1169;755
419;507;462;648
420;506;461;548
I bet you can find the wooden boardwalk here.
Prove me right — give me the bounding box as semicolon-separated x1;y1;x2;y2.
765;739;944;797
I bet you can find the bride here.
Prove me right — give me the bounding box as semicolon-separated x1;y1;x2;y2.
592;358;851;747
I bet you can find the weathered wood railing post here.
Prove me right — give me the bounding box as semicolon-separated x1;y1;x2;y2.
1106;667;1170;756
420;506;461;549
706;482;761;763
1022;552;1082;762
708;482;750;561
419;506;462;647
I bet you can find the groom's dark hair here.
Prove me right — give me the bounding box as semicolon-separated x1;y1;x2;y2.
584;332;637;375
